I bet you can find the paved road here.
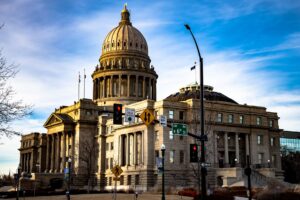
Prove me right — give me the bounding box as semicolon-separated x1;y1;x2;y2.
6;193;193;200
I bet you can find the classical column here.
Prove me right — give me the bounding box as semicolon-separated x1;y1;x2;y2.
110;76;113;97
127;134;130;165
45;135;50;172
51;134;55;172
143;77;146;98
99;78;102;98
118;75;121;97
224;132;229;167
61;132;66;172
93;80;95;99
235;133;240;166
55;133;61;172
71;132;75;167
148;78;153;99
142;131;144;164
245;134;249;156
103;77;106;98
24;154;27;172
135;76;138;97
214;132;218;165
127;75;130;97
133;133;137;165
153;79;156;100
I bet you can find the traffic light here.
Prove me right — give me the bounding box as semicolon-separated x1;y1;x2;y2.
113;104;123;124
190;144;198;162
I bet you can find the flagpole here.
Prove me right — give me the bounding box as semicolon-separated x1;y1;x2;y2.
83;68;86;98
194;62;197;84
78;71;81;101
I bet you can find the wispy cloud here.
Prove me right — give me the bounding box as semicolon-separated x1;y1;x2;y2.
0;0;300;174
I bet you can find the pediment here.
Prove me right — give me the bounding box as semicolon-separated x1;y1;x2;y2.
43;113;63;128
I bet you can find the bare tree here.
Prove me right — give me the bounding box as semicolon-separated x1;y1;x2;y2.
190;101;215;193
75;139;98;193
0;25;32;137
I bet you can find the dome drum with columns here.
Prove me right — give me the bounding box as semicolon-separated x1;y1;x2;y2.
92;5;158;106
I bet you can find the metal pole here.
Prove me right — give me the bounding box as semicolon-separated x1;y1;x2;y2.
161;148;165;200
16;167;20;200
66;160;71;200
185;24;206;200
246;156;252;200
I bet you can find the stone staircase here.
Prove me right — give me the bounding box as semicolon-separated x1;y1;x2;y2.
207;168;216;187
243;169;291;188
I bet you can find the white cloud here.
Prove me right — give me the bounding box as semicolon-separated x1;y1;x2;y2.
0;0;300;174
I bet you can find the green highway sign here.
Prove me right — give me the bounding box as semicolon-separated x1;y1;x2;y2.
172;123;188;136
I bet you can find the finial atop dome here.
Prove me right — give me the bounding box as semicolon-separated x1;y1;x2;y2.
120;3;132;25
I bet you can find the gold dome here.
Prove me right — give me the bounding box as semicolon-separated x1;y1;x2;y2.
92;5;157;107
101;4;148;56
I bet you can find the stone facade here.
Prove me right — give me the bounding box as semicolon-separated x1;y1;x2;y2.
18;5;283;190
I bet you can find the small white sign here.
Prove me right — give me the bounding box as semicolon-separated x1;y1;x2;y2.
125;108;135;123
159;115;167;127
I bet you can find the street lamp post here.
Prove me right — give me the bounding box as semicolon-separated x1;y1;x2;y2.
185;24;207;200
16;164;21;200
161;144;166;200
66;158;72;200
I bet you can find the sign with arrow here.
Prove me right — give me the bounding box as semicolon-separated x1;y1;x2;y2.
111;165;123;177
140;109;155;126
172;123;188;136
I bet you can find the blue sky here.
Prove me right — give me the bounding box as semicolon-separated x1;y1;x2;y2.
0;0;300;174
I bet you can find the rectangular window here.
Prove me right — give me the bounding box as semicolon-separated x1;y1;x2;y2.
256;117;262;125
270;137;275;146
169;110;174;119
169;130;174;140
180;150;184;164
258;153;263;164
109;177;112;186
135;175;140;185
170;150;175;163
239;115;244;124
228;114;233;123
127;175;131;185
120;175;124;185
106;143;109;151
110;158;113;168
257;135;263;145
105;158;109;170
111;142;114;150
179;111;184;120
272;155;276;167
269;120;273;128
217;113;223;122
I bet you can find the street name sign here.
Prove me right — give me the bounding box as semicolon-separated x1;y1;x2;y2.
172;123;188;136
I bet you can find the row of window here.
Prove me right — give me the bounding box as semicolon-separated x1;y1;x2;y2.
257;135;277;147
166;110;275;128
217;113;274;127
103;41;147;50
155;150;185;164
257;153;277;166
106;174;140;186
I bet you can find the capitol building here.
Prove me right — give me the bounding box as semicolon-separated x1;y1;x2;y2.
19;5;283;191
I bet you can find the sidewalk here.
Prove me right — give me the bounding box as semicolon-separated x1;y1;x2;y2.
6;193;194;200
